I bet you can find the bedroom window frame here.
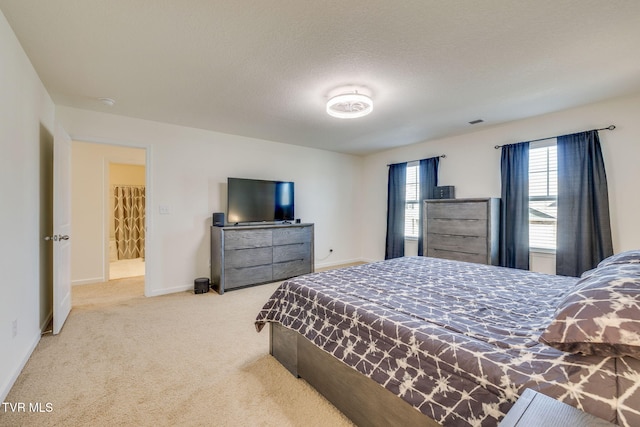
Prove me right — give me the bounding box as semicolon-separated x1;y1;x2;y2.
404;161;420;239
529;139;557;252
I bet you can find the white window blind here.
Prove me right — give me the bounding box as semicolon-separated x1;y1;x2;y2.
529;140;557;250
405;163;420;238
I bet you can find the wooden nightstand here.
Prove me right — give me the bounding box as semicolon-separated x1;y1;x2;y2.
499;389;616;427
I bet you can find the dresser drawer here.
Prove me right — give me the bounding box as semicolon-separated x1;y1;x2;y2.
427;233;487;255
426;201;488;220
224;247;272;268
273;260;310;281
427;218;487;237
427;248;487;264
273;227;312;245
225;265;273;289
273;243;310;263
224;229;272;250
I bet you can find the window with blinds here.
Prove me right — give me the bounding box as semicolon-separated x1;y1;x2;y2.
529;140;557;250
405;162;420;238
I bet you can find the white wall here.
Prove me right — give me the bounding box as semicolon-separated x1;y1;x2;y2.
361;92;640;264
57;106;364;296
0;10;56;401
71;142;146;284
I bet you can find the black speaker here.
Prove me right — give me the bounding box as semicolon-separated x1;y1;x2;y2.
434;186;455;199
194;277;210;294
213;212;225;227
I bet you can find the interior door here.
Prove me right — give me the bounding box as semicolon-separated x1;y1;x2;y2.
50;123;72;334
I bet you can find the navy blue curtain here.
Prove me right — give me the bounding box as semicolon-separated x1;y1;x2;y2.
499;142;530;269
417;157;440;256
556;130;613;277
385;162;407;259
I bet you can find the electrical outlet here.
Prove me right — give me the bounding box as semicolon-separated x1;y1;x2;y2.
11;319;17;338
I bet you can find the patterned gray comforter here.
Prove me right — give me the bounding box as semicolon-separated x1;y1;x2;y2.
255;257;640;426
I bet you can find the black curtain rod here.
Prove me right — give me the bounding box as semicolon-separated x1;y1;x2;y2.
387;154;446;167
493;125;615;149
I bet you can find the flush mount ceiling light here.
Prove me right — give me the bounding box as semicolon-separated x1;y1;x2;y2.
326;92;373;119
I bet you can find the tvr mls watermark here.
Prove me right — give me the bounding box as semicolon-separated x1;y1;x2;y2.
2;402;53;413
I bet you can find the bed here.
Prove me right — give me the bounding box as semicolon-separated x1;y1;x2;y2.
255;255;640;426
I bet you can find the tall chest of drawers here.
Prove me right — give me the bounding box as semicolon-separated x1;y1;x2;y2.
423;198;500;265
211;223;314;294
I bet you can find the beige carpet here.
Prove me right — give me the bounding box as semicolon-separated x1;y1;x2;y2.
1;276;353;426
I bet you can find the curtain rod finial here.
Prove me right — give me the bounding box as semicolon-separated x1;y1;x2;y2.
607;125;616;130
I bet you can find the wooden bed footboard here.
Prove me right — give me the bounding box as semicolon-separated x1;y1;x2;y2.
269;323;440;427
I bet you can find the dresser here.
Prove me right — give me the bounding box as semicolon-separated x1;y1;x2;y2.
423;198;500;265
210;223;314;294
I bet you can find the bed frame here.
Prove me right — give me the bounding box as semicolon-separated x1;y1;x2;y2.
270;323;440;427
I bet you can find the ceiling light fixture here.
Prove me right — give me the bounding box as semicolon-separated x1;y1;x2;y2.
326;92;373;119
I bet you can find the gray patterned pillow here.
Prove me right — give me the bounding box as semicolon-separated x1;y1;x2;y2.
597;249;640;268
540;263;640;358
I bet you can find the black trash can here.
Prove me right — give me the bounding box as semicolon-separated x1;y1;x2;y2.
194;277;210;294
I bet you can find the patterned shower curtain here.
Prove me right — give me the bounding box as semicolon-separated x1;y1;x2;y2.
114;186;145;260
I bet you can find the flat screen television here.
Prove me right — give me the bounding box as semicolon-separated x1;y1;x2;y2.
227;177;294;224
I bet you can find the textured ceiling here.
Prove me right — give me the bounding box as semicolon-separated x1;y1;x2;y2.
2;0;640;155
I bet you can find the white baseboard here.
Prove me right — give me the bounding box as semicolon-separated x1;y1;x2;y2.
0;329;41;403
146;283;193;297
315;257;369;270
146;258;376;297
72;277;105;286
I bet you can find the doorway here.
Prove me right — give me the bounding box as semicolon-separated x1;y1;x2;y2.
70;141;147;300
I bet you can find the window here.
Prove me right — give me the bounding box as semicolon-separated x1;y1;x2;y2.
405;162;420;238
529;140;557;250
